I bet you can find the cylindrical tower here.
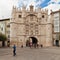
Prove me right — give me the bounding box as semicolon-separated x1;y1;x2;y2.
46;15;53;46
10;6;18;46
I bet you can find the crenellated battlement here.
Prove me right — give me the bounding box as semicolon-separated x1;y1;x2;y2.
12;5;48;14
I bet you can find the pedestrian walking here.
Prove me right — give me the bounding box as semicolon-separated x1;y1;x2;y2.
37;42;39;48
29;38;32;48
40;44;43;48
13;44;16;56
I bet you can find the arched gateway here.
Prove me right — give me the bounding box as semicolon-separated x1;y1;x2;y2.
10;5;53;47
30;37;38;44
26;37;38;47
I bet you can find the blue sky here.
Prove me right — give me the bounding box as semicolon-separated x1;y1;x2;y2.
39;0;51;8
0;0;60;19
18;0;60;8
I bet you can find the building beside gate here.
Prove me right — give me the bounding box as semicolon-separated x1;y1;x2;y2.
10;5;53;47
0;18;10;46
51;10;60;46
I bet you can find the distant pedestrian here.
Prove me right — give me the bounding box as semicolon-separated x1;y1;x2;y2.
29;38;32;48
37;42;39;48
30;42;32;48
41;44;43;48
13;44;16;56
21;45;23;48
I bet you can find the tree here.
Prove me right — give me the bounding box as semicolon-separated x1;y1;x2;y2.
0;33;7;47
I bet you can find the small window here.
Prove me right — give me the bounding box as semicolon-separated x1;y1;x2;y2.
8;35;10;38
42;15;44;18
18;15;21;18
7;25;10;27
1;27;3;31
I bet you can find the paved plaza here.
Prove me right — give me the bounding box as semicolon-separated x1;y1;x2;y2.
0;47;60;60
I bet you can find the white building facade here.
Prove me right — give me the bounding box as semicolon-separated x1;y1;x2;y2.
0;19;10;46
51;10;60;46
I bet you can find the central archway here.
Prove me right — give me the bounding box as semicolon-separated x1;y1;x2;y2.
26;36;38;47
29;37;38;48
29;37;38;44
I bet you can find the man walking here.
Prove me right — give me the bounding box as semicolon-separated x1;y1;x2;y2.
13;44;16;56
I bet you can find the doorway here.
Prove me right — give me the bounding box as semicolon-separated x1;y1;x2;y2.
29;37;38;44
29;37;38;48
26;36;38;47
55;40;59;46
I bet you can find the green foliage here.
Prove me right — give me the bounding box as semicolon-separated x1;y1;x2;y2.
0;33;7;41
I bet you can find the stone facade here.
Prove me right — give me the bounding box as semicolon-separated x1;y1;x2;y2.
10;5;53;47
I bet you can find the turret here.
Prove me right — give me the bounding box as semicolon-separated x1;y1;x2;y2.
37;8;41;18
46;15;52;46
11;6;17;23
22;5;26;11
30;5;34;12
22;5;26;17
12;6;16;14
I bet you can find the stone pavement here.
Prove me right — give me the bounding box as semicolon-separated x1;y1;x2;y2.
0;47;60;60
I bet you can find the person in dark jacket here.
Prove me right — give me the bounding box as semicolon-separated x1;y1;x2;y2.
13;44;16;56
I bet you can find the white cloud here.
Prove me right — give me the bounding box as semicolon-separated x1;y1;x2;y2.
43;4;60;14
48;0;60;4
0;0;60;19
0;0;18;19
0;0;45;19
